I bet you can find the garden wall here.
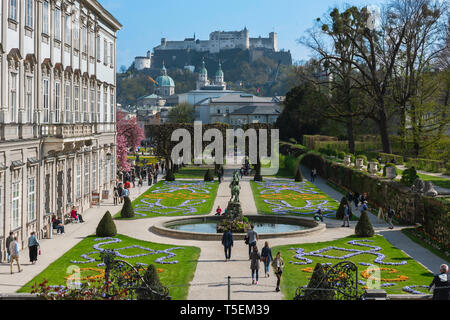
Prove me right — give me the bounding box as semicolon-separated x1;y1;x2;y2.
300;153;450;248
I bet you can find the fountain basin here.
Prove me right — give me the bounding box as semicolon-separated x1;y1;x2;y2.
151;215;325;241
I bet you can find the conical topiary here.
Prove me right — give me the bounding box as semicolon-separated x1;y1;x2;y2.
294;168;304;182
165;169;175;182
137;264;166;300
204;169;214;182
303;263;335;300
355;211;375;237
121;196;135;218
96;211;117;237
254;157;263;182
336;197;349;220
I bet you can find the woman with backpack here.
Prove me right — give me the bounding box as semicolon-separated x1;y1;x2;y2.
261;242;274;278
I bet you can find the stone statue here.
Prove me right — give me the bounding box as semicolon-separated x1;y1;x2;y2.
229;171;241;203
411;178;425;194
423;181;438;197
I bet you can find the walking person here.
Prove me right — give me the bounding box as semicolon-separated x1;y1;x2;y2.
148;173;153;186
138;178;143;188
272;252;284;292
377;205;385;224
261;242;273;278
117;183;124;204
342;203;350;227
131;173;136;188
247;225;258;259
250;246;261;285
221;228;234;262
353;192;360;208
6;232;14;262
28;232;40;264
113;186;119;206
429;264;450;300
387;206;395;229
311;169;315;182
9;237;22;274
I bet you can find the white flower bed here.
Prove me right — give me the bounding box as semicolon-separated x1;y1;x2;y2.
134;181;215;216
289;240;407;266
70;237;184;267
254;180;339;216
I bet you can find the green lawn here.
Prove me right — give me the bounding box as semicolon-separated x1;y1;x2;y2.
272;235;434;299
250;180;339;218
396;169;450;189
18;234;200;300
174;166;215;179
114;180;219;220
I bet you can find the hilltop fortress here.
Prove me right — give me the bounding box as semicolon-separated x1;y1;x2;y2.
134;28;292;71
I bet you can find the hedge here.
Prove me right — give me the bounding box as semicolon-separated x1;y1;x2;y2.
378;153;404;165
300;152;450;248
406;158;447;173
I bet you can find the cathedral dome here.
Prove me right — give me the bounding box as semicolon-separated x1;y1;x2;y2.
155;64;175;87
199;60;208;76
215;62;224;78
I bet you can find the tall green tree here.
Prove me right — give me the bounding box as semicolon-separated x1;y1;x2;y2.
167;103;195;124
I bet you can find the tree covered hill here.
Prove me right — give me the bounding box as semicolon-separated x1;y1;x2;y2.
117;49;299;107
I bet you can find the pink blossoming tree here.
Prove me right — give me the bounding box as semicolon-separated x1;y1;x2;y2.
116;110;145;172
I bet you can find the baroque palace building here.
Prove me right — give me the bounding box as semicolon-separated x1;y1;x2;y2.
0;0;121;257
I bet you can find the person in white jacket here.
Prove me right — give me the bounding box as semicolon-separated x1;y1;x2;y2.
9;237;22;274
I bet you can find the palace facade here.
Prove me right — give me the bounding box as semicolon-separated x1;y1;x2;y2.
0;0;121;257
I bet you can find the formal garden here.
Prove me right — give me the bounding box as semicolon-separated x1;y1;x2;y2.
273;235;435;299
250;180;339;218
114;181;219;219
19;234;200;300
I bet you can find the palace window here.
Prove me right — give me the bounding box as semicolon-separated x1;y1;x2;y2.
65;83;71;123
104;40;108;64
82;27;87;53
92;155;97;191
43;1;49;34
89;32;95;57
11;181;20;230
26;0;33;28
110;92;115;123
110;43;114;66
83;87;88;122
74;85;79;122
76;161;81;199
10;73;17;122
0;185;3;238
90;88;95;122
9;0;17;21
97;36;101;60
55;82;61;123
26;77;33;123
84;158;90;195
73;20;79;50
43;79;49;123
55;8;61;41
28;178;36;221
104;91;108;122
65;15;71;44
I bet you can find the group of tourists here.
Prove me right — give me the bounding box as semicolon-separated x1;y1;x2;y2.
5;231;41;274
221;225;284;292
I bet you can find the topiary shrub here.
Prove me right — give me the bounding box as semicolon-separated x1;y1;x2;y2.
338;151;346;160
336;197;349;220
355;211;375;237
302;263;335;300
383;163;397;177
137;264;167;300
121;196;135;219
294;168;304;182
254;158;263;182
96;211;117;237
204;169;215;182
401;167;419;187
165;169;175;182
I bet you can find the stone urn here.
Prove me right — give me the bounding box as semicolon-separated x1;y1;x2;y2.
356;158;364;170
385;166;397;180
369;162;378;175
344;155;352;166
423;181;438;197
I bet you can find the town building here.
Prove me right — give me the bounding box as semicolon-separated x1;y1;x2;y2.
134;51;152;70
0;0;121;256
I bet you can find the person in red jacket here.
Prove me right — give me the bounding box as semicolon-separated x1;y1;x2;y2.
71;206;84;223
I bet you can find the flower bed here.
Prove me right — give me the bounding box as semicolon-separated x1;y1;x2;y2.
19;235;201;300
115;181;219;219
272;235;434;298
251;180;339;217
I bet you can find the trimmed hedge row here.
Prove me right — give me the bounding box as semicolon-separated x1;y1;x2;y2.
406;158;447;173
300;153;450;248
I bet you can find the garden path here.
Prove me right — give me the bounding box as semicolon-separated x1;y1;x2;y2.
0;181;150;294
298;164;446;274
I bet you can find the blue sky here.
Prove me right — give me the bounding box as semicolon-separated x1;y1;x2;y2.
100;0;385;68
